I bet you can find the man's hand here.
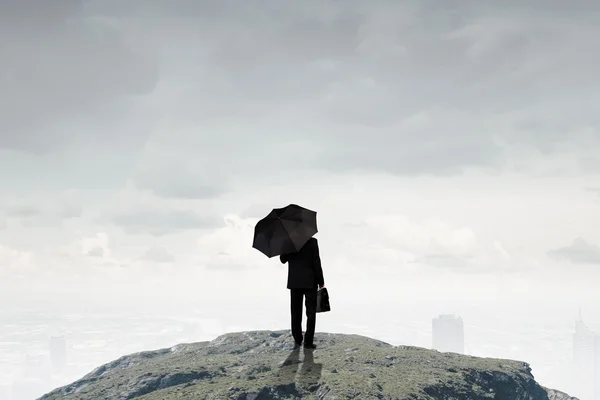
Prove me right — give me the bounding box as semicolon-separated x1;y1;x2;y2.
318;284;324;289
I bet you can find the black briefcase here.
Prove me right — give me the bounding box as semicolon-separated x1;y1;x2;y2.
316;287;330;313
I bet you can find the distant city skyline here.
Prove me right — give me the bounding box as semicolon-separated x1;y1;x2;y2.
50;335;67;371
432;314;465;354
573;311;600;400
1;303;593;399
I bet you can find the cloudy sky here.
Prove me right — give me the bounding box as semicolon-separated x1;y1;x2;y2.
2;0;600;375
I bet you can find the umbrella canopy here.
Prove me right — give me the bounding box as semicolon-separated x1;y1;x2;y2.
252;204;318;258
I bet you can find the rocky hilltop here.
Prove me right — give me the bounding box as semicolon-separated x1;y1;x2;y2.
38;330;576;400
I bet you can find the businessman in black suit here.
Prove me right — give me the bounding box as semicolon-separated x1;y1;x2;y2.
280;237;325;349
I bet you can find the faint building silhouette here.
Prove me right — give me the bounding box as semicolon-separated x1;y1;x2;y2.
0;383;12;400
572;309;600;400
432;314;464;354
49;335;67;371
597;335;600;400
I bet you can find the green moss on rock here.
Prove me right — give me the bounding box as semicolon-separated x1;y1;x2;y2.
37;330;577;400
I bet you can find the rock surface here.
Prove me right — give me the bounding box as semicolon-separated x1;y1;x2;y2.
38;330;577;400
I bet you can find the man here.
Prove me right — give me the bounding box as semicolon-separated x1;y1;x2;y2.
280;237;325;349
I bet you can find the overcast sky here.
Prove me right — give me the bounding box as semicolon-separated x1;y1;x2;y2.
1;0;600;336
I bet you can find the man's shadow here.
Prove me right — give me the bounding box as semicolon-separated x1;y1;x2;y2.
277;347;323;388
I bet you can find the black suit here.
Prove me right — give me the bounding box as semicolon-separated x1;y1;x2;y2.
280;237;325;346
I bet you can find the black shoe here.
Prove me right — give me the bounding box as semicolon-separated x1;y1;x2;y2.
303;343;316;349
294;341;302;348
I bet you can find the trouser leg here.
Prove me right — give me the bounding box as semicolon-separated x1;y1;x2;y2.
304;287;318;345
290;289;303;344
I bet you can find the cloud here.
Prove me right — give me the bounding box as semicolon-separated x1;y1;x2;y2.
580;157;600;173
134;175;227;200
333;214;516;272
80;233;111;258
0;1;162;193
51;232;121;271
419;254;470;268
78;0;600;182
363;215;478;259
547;237;600;264
6;205;39;218
585;186;600;196
0;244;33;269
0;0;158;153
86;247;105;258
204;252;249;270
2;1;600;300
140;246;176;263
110;209;221;236
239;204;271;219
4;0;594;202
3;200;82;225
131;140;230;199
197;214;266;270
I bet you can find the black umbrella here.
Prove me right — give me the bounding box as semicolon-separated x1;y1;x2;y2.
252;204;318;258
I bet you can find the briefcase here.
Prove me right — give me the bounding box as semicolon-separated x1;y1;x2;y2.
316;287;330;313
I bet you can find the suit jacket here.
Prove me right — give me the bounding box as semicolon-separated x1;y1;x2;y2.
280;237;324;289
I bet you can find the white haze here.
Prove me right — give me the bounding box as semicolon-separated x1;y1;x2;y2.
2;1;600;399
